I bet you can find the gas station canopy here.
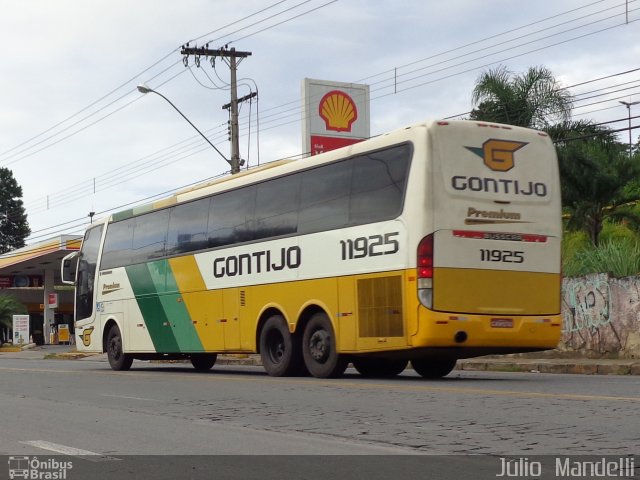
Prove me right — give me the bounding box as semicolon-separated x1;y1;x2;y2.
0;235;82;344
0;235;81;285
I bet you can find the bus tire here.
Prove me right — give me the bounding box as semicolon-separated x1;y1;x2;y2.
302;313;347;378
106;325;133;371
259;315;303;377
352;357;408;378
190;353;217;371
411;358;457;379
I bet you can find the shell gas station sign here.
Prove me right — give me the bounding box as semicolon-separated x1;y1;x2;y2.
302;78;370;156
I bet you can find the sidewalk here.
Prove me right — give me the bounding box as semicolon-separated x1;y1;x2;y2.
1;344;639;375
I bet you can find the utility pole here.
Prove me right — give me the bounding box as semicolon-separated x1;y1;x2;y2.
619;101;640;158
181;45;252;174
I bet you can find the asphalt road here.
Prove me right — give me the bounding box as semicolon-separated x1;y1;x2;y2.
1;356;638;479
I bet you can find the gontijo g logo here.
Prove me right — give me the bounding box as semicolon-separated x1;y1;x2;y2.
80;326;94;347
465;139;528;172
452;138;548;198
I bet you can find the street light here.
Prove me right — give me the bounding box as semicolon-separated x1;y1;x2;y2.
619;100;640;157
136;84;236;172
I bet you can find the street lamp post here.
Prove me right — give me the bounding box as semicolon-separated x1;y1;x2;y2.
619;100;640;157
137;84;236;173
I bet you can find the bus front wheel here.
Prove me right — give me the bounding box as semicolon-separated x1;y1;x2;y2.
411;358;457;379
302;313;347;378
190;354;217;371
259;315;304;377
106;325;133;371
352;357;408;378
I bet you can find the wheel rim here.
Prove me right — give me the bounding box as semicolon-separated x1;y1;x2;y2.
266;330;285;364
308;329;330;363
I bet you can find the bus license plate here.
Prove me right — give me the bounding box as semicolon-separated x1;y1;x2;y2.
491;318;513;328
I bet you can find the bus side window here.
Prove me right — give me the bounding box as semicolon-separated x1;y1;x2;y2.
298;161;351;234
255;174;300;239
167;198;211;255
349;145;411;224
208;185;257;248
101;219;134;270
131;209;170;264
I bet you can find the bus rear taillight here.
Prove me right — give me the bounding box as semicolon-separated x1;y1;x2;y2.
417;234;433;278
417;234;434;309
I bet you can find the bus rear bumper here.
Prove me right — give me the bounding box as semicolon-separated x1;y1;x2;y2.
410;307;562;352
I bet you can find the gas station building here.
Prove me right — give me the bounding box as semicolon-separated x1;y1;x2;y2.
0;235;81;345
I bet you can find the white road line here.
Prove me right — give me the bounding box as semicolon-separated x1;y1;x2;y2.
20;441;119;462
101;394;162;402
21;440;101;456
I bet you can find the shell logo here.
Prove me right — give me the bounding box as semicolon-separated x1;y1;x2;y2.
318;90;358;132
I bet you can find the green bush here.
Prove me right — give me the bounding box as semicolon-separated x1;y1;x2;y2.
0;293;27;331
563;237;640;277
599;222;637;243
561;231;589;276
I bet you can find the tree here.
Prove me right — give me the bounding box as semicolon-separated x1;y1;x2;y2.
0;167;30;254
470;65;573;130
558;139;640;246
0;293;27;344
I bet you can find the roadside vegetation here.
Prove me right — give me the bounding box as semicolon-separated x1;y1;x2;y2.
563;231;640;277
0;293;27;345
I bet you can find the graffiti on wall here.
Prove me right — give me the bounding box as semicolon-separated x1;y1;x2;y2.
563;275;611;333
561;273;640;356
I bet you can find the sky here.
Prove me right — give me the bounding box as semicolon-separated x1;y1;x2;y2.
1;0;639;244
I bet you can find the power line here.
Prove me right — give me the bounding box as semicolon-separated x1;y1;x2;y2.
7;1;639;237
0;0;333;168
252;1;637;121
5;0;627;170
230;4;640;140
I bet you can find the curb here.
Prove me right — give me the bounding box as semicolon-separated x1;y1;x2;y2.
457;359;640;375
44;352;98;360
0;342;37;353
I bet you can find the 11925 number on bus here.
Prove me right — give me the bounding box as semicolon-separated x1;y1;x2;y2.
340;232;399;260
480;249;524;263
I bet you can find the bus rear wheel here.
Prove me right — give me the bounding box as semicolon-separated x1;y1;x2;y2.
302;313;347;378
352;357;408;378
411;358;457;379
190;353;217;371
106;325;133;371
259;315;304;377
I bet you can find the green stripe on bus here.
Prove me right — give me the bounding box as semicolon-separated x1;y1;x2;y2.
126;263;179;353
149;260;204;352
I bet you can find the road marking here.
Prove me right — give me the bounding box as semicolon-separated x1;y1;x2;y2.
101;394;162;402
20;441;119;462
22;440;98;456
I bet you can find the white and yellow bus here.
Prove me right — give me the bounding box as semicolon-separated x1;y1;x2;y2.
62;119;562;378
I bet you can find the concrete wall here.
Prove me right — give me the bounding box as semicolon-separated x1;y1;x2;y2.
562;273;640;358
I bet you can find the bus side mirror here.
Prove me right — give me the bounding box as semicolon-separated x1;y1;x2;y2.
61;252;78;285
